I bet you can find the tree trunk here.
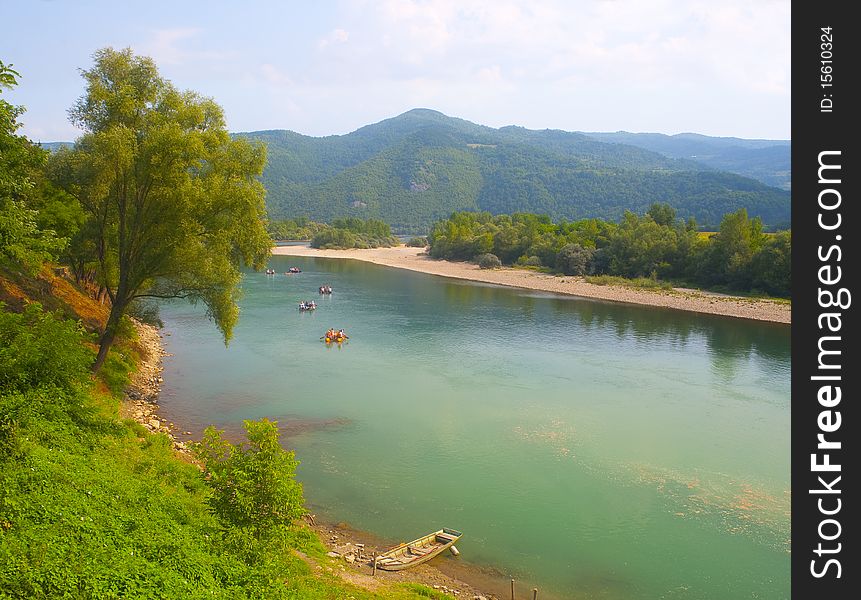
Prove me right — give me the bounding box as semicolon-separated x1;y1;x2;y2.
92;298;126;373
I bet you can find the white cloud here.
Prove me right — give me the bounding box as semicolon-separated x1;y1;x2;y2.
136;27;231;67
317;28;350;49
260;63;293;86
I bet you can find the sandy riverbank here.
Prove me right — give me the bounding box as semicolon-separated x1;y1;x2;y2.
272;245;791;324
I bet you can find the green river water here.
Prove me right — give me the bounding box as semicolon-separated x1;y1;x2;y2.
157;255;790;599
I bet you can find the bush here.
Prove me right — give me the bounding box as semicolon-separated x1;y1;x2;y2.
195;419;305;547
476;253;501;269
406;236;428;247
555;243;595;275
516;255;542;267
0;302;92;393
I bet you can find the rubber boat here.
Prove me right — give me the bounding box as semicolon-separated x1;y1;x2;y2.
374;528;463;571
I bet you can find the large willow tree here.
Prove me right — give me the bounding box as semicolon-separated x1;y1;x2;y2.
52;48;271;371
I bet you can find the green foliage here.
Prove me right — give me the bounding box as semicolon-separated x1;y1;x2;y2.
99;348;134;396
241;109;791;231
310;217;399;249
476;253;501;269
406;236;428;247
0;299;434;599
195;419;305;548
267;217;328;240
400;583;456;599
603;211;682;278
0;303;92;393
748;230;791;296
427;209;790;297
582;130;791;191
516;255;542;267
556;243;594;275
1;60;65;271
585;274;674;290
647;202;677;227
50;47;272;370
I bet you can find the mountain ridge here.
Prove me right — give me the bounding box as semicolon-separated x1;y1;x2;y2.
236;109;790;231
41;109;792;232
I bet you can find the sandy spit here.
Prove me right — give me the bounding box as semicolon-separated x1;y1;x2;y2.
272;245;791;324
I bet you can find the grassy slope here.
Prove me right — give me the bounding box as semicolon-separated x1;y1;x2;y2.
0;267;451;600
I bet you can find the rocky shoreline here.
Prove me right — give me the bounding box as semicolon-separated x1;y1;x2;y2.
121;320;192;456
122;320;504;599
301;517;524;600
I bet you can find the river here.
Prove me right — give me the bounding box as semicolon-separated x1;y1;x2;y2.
157;255;790;599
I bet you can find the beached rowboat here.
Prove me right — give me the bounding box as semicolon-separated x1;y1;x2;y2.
374;528;462;571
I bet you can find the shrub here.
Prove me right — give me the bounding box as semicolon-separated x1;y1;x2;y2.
555;243;595;275
516;255;542;267
406;236;428;247
195;419;305;547
476;253;501;269
0;302;92;393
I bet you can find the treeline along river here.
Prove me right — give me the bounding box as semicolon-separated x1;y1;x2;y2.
157;255;790;599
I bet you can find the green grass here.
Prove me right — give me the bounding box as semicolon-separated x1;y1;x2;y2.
399;584;455;599
584;274;674;291
0;304;447;600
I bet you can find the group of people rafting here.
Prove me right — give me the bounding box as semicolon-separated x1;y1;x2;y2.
267;267;346;341
324;328;348;343
265;267;302;275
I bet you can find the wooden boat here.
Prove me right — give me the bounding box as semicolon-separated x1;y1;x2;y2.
374;528;462;571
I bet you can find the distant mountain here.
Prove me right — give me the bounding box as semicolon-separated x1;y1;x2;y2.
238;109;790;232
39;141;72;152
581;131;790;191
41;109;791;232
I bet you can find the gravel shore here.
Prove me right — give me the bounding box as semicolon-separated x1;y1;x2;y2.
121;320;192;455
272;245;791;324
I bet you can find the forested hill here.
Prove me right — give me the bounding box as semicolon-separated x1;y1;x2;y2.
236;109;791;232
580;131;791;191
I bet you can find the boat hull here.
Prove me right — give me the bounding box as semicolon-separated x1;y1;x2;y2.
375;528;462;571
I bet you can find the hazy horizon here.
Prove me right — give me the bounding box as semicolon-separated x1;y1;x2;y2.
3;1;790;142
34;107;793;145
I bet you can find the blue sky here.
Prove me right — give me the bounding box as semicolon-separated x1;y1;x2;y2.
2;0;790;142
